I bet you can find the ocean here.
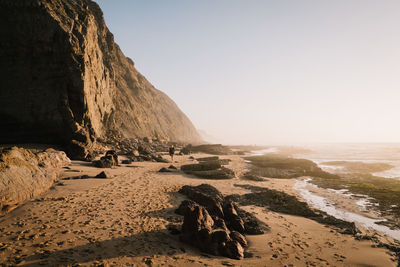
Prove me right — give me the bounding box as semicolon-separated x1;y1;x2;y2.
251;143;400;240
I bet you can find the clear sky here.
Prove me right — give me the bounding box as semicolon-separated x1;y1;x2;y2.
95;0;400;145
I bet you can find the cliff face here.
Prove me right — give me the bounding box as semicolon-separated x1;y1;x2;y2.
0;0;201;151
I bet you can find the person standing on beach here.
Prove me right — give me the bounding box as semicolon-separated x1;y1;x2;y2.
169;145;175;162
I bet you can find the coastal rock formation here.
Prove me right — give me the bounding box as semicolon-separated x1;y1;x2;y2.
177;184;267;260
230;184;359;235
0;0;201;158
180;202;244;260
181;144;233;155
180;161;235;180
0;147;70;214
245;154;339;179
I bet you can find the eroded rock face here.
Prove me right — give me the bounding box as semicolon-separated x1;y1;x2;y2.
0;147;70;214
0;0;201;157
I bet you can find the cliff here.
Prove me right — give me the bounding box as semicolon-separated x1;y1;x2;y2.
0;0;201;158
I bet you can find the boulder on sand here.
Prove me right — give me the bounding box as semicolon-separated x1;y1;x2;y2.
186;167;235;180
179;202;245;260
197;156;219;162
181;162;221;172
158;167;172;173
180;189;224;218
95;171;112;179
92;155;116;168
105;150;119;165
181;161;235;180
177;184;267;259
0;147;70;214
197;156;231;166
179;184;225;203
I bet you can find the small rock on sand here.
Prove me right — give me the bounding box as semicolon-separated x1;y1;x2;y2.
95;171;112;179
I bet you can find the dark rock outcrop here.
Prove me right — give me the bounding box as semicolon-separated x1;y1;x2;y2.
128;150;169;163
62;174;90;180
241;172;267;181
189;144;233;155
179;184;225;203
95;170;111;178
197;156;219;162
184;167;235;180
181;162;221;172
158;167;172;173
0;0;201;159
180;202;245;260
181;204;214;234
159;164;178;173
179;185;224;218
175;200;197;215
245;154;339;179
177;184;267;259
197;157;231;166
232;184;359;235
230;231;247;247
181;162;235;180
92;155;116;168
223;202;245;233
0;147;70;214
236;207;266;235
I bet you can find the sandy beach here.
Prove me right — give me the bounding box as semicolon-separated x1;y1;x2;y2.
0;153;397;266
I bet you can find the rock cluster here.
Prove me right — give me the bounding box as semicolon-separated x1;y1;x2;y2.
240;172;267;181
92;150;119;168
94;171;112;178
181;159;235;179
181;144;233;155
176;184;266;259
196;156;231;166
104;137;172;155
0;0;201;159
158;165;178;173
105;137;179;163
0;147;70;214
231;184;358;235
245;154;339;179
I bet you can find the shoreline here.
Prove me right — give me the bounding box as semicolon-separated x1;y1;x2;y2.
0;153;398;266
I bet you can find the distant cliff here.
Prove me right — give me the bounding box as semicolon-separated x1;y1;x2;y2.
0;0;201;155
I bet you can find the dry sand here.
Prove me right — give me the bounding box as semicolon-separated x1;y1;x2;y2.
0;153;397;266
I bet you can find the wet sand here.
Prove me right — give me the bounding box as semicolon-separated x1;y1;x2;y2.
0;154;397;266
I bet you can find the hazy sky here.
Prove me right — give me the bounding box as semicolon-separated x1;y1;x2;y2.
96;0;400;145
